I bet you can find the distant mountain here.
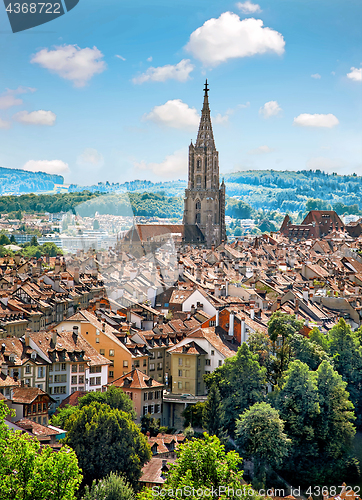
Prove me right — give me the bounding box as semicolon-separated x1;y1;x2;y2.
68;179;186;196
0;167;64;195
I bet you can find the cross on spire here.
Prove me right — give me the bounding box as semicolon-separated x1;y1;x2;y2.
204;79;209;96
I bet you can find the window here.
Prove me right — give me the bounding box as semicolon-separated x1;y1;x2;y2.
155;391;160;399
32;404;36;413
72;365;78;373
79;375;84;384
157;362;162;370
38;403;42;412
43;403;47;411
195;213;201;224
25;365;31;374
71;376;77;385
157;352;163;358
123;360;128;367
43;417;47;425
143;360;147;366
90;377;96;386
38;367;44;378
210;320;216;327
49;365;53;372
55;363;60;371
61;363;66;371
96;329;100;336
178;369;182;377
96;338;100;343
100;349;105;355
61;374;66;383
205;359;211;366
60;386;66;394
211;350;215;356
150;405;154;414
148;392;153;400
150;363;155;371
96;377;101;385
109;350;115;357
155;404;160;413
143;406;148;416
109;371;114;378
218;360;223;367
144;393;148;401
196;200;201;210
134;360;140;367
178;382;182;389
178;358;183;366
54;375;61;383
79;364;84;372
71;387;77;394
90;366;101;373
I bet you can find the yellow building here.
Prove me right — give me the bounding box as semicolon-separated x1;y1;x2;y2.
56;310;133;383
167;341;207;396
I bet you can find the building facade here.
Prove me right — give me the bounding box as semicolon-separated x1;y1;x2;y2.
183;81;226;248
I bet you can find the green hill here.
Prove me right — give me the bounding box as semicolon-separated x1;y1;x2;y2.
0;167;64;194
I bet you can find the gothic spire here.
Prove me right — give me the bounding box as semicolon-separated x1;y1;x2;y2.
195;79;215;149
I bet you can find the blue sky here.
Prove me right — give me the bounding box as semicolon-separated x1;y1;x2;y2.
0;0;361;185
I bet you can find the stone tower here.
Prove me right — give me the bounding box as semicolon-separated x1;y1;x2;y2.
183;80;226;248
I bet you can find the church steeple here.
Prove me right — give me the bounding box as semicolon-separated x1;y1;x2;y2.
195;79;215;150
183;80;226;248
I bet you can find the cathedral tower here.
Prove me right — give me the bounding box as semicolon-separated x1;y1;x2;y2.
183;81;226;248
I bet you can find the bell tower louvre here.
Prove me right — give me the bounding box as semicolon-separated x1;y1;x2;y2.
183;80;226;248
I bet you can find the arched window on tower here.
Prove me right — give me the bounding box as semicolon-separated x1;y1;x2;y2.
195;213;201;224
196;159;201;170
214;158;217;169
196;200;201;210
196;175;201;187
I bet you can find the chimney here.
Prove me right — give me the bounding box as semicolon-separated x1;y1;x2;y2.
211;244;215;251
303;288;309;302
250;304;255;320
14;254;21;265
214;283;220;298
73;326;79;338
102;322;106;332
294;299;299;318
190;304;195;315
277;298;281;310
240;316;246;343
25;328;31;347
74;267;80;284
215;308;219;327
51;330;57;345
228;311;235;337
54;258;61;274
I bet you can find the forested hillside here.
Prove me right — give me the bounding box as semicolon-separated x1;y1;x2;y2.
224;170;362;211
0;167;63;194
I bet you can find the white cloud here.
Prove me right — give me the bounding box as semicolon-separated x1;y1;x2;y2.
236;1;261;14
0;118;10;129
347;67;362;82
134;149;187;178
31;45;106;87
147;56;153;62
259;100;282;118
133;59;194;84
311;73;321;79
0;86;36;110
248;145;275;154
293;113;339;128
77;148;104;166
144;99;199;130
115;55;126;61
185;12;285;66
23;160;69;175
14;110;56;126
239;102;250;108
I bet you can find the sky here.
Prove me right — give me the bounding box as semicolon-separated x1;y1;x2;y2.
0;0;361;185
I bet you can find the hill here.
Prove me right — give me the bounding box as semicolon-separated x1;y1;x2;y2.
0;167;64;194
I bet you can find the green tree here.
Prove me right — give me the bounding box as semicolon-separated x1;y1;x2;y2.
268;312;304;387
78;385;136;418
93;219;100;230
82;472;135;500
153;433;259;500
9;235;17;244
140;414;160;437
236;403;291;488
182;402;205;429
328;318;362;428
309;327;328;351
30;235;38;246
247;330;274;385
41;242;62;257
50;404;79;429
289;333;330;370
276;360;320;482
202;384;221;436
205;343;266;436
0;401;82;500
0;234;10;246
64;402;151;486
